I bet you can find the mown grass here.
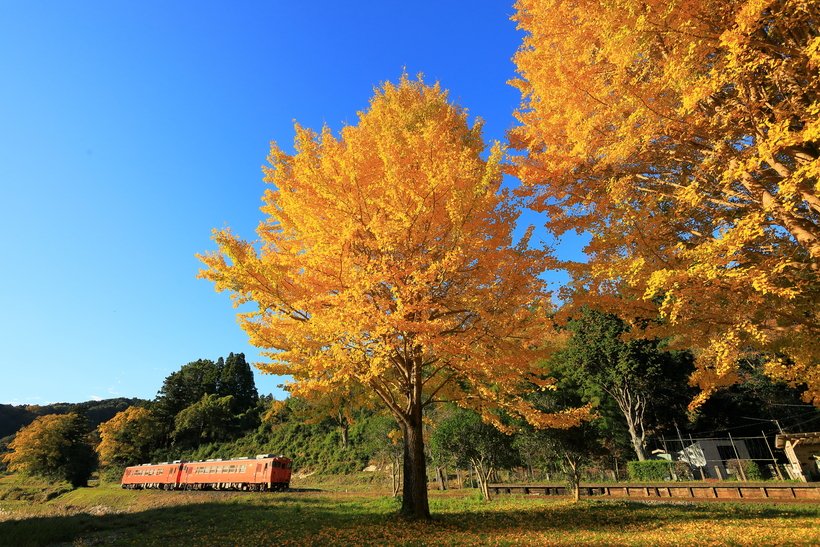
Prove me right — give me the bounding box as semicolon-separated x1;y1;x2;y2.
0;476;818;546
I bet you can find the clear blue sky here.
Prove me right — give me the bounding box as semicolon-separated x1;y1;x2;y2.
0;1;586;405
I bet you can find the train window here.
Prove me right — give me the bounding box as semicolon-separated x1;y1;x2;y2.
239;465;246;473
228;465;236;473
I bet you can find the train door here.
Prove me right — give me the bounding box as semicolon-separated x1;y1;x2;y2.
253;462;262;483
181;465;190;488
172;464;183;488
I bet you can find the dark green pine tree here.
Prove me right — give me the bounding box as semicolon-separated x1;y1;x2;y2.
154;359;221;422
219;353;259;414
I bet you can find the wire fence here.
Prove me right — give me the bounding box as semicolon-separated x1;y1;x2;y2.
645;433;798;481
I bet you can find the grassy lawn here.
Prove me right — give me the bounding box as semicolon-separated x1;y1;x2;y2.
1;476;818;546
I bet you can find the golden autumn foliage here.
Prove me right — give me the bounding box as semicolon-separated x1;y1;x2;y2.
510;0;820;406
199;76;588;518
96;406;160;468
3;413;96;487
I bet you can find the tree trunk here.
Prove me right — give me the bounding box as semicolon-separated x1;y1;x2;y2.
340;421;349;448
400;415;430;519
565;456;582;503
472;459;493;501
391;455;401;497
610;383;647;461
628;423;647;461
436;466;447;490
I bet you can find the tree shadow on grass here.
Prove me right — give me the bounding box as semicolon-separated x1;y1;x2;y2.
0;498;365;547
432;499;818;537
0;496;815;546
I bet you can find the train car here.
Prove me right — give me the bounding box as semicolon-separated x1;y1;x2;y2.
121;462;184;490
179;454;292;491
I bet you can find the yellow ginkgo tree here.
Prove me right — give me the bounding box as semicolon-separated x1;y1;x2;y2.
510;0;819;406
199;76;586;519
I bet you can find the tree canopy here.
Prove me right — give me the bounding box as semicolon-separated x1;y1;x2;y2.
172;393;236;447
199;75;586;519
3;413;96;487
430;407;519;500
154;354;258;422
510;0;819;406
96;406;161;468
553;308;694;460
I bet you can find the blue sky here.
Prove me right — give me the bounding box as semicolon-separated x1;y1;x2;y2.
0;2;586;405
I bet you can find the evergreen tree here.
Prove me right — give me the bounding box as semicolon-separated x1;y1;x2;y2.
218;353;258;414
154;359;221;421
172;394;235;448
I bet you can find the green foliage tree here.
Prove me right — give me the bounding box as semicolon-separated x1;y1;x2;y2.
520;383;607;502
555;308;693;460
218;352;259;415
2;413;96;487
152;354;263;449
430;408;518;500
154;359;221;422
172;394;236;448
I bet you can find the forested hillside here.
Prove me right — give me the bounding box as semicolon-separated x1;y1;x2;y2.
0;398;144;439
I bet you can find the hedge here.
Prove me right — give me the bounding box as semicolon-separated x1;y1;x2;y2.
626;460;689;481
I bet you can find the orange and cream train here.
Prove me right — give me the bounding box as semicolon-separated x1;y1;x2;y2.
121;454;292;491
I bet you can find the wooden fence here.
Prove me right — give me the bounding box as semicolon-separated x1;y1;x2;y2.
488;483;820;501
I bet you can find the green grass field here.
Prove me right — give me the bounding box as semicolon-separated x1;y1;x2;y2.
1;475;818;546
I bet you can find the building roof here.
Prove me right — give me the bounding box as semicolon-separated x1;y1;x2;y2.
775;432;820;449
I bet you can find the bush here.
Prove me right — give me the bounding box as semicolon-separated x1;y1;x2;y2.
726;459;764;481
627;460;674;481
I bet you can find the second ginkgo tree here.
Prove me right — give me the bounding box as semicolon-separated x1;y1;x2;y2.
199;76;584;519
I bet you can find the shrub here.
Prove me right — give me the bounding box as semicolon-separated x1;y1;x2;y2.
627;460;674;481
726;459;764;481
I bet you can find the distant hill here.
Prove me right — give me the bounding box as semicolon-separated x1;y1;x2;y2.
0;398;148;438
